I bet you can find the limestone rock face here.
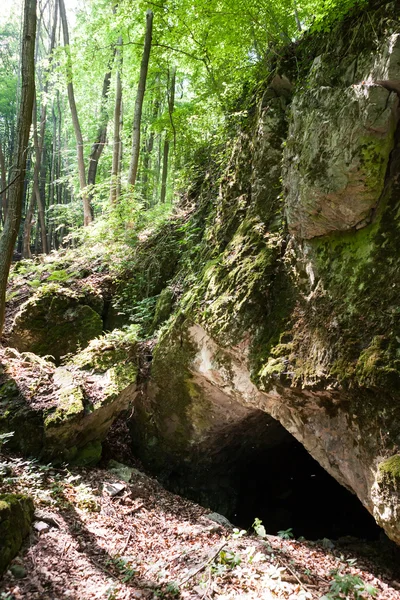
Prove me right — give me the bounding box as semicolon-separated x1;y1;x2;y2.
130;2;400;545
0;494;34;574
9;284;103;362
284;34;400;239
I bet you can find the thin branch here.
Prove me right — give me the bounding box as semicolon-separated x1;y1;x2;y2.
0;173;22;197
178;542;227;587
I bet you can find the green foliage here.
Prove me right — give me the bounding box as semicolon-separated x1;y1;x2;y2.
47;270;71;282
105;556;137;583
253;517;267;538
322;572;377;599
0;431;14;450
277;527;294;540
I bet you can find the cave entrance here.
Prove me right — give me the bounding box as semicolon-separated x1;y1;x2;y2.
176;411;381;542
231;432;381;540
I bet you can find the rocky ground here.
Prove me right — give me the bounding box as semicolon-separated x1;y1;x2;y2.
1;423;400;600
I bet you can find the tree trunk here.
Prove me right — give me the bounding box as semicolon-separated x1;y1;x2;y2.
87;56;115;194
23;188;34;258
59;0;92;226
142;85;160;204
0;0;36;335
160;137;169;205
110;37;123;205
160;67;176;205
29;100;48;254
0;140;7;225
127;10;153;191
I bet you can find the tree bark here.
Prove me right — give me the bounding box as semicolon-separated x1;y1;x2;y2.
0;140;7;225
88;61;115;187
59;0;92;225
127;10;153;191
0;0;36;335
142;84;160;205
160;67;176;205
110;37;123;205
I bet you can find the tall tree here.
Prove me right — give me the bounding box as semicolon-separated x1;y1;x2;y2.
127;10;153;192
59;0;92;226
87;54;115;191
110;36;123;205
160;66;176;204
0;0;36;336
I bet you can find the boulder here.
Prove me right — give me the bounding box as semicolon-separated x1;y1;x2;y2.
0;494;34;575
0;329;138;464
9;284;103;361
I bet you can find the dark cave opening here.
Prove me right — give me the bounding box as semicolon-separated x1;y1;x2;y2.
231;435;382;541
164;411;383;542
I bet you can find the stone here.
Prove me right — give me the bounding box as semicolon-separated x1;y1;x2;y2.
107;460;135;483
284;84;398;239
0;330;138;465
0;494;34;575
103;482;126;497
33;521;50;533
205;512;233;529
9;284;103;361
9;564;27;579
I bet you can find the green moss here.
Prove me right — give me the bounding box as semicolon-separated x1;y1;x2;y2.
130;319;212;471
9;285;103;362
70;327;138;401
71;440;102;466
0;493;34;574
152;287;174;330
44;385;85;428
184;218;284;347
378;455;400;482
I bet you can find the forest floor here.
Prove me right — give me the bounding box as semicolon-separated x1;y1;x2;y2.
1;422;400;600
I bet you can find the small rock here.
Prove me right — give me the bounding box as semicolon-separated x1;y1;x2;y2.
204;512;232;528
10;564;26;579
103;482;126;497
107;460;135;483
320;537;335;549
34;520;50;533
34;510;60;529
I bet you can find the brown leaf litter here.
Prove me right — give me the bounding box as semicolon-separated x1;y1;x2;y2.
1;450;400;600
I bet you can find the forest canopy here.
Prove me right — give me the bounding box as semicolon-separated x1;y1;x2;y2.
0;0;364;334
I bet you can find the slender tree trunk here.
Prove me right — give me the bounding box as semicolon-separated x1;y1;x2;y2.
0;0;36;335
160;67;176;205
160;137;169;205
142;87;160;204
110;37;123;205
87;55;115;196
23;189;34;258
59;0;92;225
293;1;302;32
28;100;48;254
0;140;7;225
127;10;153;191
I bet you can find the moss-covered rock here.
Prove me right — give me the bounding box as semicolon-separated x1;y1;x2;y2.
129;1;400;546
9;284;103;361
0;330;138;465
0;494;34;575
